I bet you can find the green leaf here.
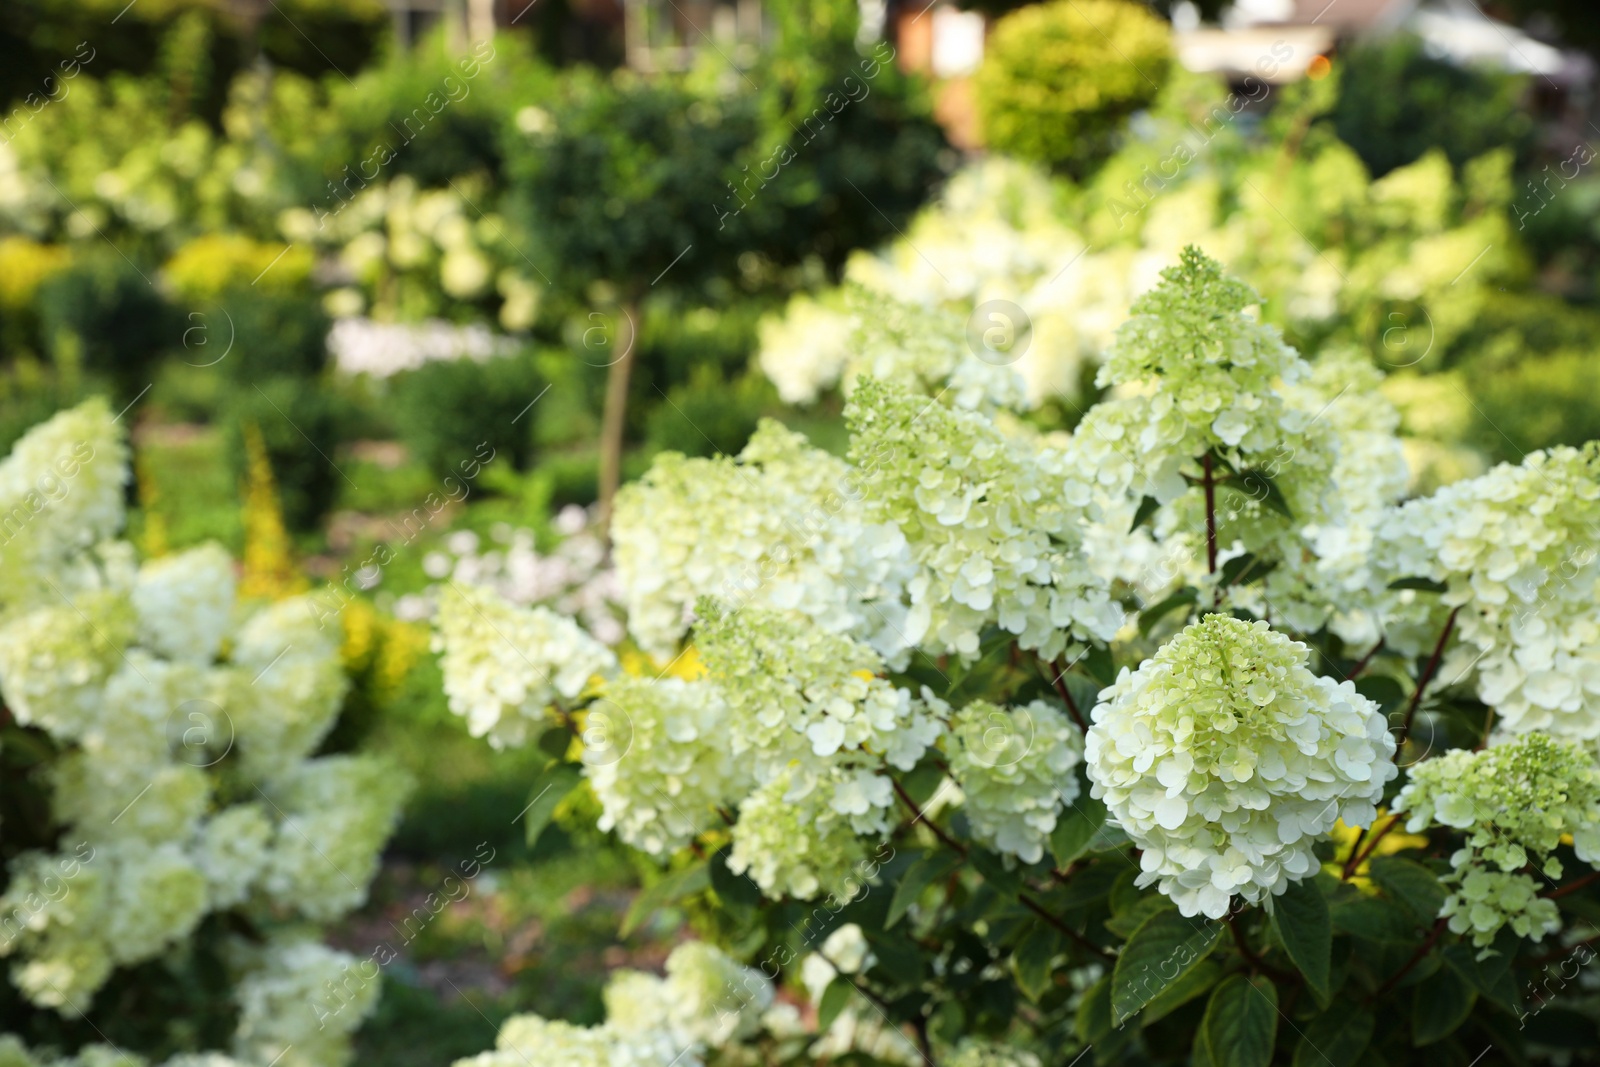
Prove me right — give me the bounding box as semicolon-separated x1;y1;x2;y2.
1142;959;1223;1025
620;860;709;937
1050;779;1106;868
1076;975;1114;1044
1330;896;1413;943
1412;960;1476;1045
1056;860;1122;909
1353;675;1405;715
1220;552;1276;589
1083;644;1117;686
1013;926;1061;1003
1236;469;1293;520
710;846;761;911
1111;910;1224;1026
537;724;574;760
1139;588;1198;636
817;977;853;1032
969;847;1021;894
520;762;582;849
1292;1005;1374;1067
886;850;958;929
1270;877;1331;1002
1130;494;1162;532
1369;856;1447;928
1104;894;1171;939
1202;975;1278;1067
1388;576;1448;593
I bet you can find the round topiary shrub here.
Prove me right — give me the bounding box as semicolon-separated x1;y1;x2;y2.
974;0;1172;176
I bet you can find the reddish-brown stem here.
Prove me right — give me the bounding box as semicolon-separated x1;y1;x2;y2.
1544;870;1600;901
1345;638;1385;680
1227;913;1297;983
1401;607;1461;738
894;780;1111;964
1045;656;1087;731
1371;918;1447;1000
1018;891;1115;963
892;778;967;857
1344;814;1402;879
1476;705;1495;751
1202;452;1218;578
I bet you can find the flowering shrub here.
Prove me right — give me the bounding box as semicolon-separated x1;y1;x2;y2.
437;249;1600;1064
0;401;407;1066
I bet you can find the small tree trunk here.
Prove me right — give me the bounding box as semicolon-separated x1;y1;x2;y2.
596;301;638;537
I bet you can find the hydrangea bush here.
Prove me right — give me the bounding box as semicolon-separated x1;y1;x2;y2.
0;402;408;1067
438;250;1600;1065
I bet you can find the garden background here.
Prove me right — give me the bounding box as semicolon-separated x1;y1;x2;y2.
4;0;1600;1063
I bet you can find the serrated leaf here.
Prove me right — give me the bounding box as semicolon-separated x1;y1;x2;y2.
1143;959;1223;1026
1105;894;1172;938
1292;1005;1373;1067
1369;856;1447;928
1050;777;1106;868
1111;910;1224;1026
1139;588;1198;636
1203;974;1278;1067
620;861;709;937
1130;494;1162;532
1014;926;1061;1003
1271;877;1331;1002
1388;576;1448;593
886;850;958;929
817;977;853;1032
1412;960;1475;1045
520;762;581;849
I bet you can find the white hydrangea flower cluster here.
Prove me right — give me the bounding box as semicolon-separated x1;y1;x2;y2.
0;397;127;611
1375;443;1600;738
946;699;1083;865
725;768;879;902
586;675;749;856
846;376;1120;661
1393;733;1600;948
694;604;943;896
1256;351;1411;642
232;936;383;1067
945;1041;1045;1067
0;1036;254;1067
760;287;1028;413
0;402;405;1066
1439;865;1560;951
695;603;941;780
453;941;771;1067
432;582;617;747
399;513;625;646
1086;616;1397;918
611;420;914;661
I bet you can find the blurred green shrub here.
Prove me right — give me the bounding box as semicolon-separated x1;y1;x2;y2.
974;0;1172;176
1325;33;1536;178
390;353;543;479
644;367;773;459
35;252;178;401
224;376;345;532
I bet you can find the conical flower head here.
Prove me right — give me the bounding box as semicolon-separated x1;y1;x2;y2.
1086;614;1396;917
